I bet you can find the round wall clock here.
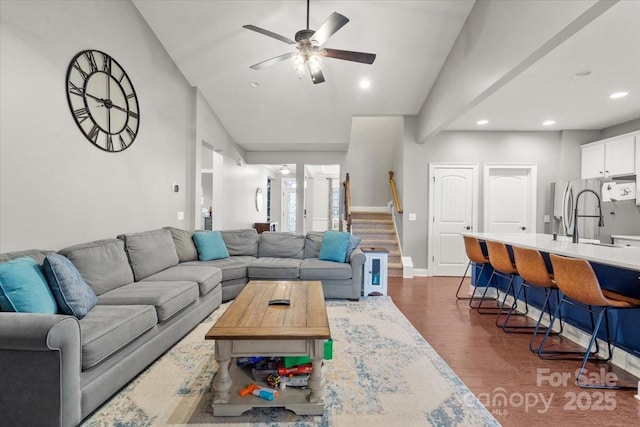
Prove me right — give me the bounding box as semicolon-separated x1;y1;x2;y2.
66;50;140;152
255;187;264;212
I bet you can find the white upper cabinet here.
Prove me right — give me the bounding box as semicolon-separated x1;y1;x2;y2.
581;134;636;179
636;136;640;205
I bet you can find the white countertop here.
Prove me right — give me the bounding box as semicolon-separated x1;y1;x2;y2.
462;232;640;272
611;235;640;242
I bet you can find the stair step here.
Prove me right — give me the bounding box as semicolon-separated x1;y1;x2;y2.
351;212;392;221
352;224;395;232
388;268;403;277
350;210;404;279
353;229;396;237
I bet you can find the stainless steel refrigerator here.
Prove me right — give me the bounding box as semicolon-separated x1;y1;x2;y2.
552;179;640;243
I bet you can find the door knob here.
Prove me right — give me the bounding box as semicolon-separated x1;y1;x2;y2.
465;226;471;230
520;226;527;231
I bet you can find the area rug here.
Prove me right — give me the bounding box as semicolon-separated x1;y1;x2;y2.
82;296;498;426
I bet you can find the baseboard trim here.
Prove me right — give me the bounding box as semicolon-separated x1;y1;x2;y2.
402;256;414;278
413;268;428;277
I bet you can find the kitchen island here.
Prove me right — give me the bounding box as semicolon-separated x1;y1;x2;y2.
463;232;640;272
462;232;640;357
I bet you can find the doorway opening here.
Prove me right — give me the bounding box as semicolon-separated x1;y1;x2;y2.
282;178;297;232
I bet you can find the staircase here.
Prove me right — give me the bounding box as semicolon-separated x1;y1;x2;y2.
350;211;403;277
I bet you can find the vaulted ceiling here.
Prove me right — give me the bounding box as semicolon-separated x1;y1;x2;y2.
134;0;640;152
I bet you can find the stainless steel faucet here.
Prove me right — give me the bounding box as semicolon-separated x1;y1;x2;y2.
572;189;604;243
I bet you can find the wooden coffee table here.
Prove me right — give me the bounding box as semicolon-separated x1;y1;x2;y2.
205;280;331;416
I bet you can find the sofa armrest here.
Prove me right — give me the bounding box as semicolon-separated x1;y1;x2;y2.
348;248;366;300
0;312;82;427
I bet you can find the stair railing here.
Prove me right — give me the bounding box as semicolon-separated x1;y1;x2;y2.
388;171;403;214
343;173;352;232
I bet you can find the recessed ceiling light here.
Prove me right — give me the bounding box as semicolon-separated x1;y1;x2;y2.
359;79;371;90
542;120;556;126
476;119;489;125
249;81;260;88
609;91;628;99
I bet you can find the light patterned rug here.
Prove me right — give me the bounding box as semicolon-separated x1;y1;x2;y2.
82;296;498;426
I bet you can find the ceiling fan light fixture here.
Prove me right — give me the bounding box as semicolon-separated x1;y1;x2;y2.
292;53;306;77
280;165;291;175
308;54;322;74
243;1;375;85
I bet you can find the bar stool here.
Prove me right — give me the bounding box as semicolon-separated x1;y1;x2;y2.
456;236;491;299
484;241;528;323
511;246;567;351
543;254;640;389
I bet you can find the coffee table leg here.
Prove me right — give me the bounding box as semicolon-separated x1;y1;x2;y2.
308;339;325;403
213;340;233;403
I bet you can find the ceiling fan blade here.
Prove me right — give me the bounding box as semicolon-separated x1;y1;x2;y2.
243;24;297;45
250;52;297;70
322;48;376;64
308;64;325;85
311;12;349;46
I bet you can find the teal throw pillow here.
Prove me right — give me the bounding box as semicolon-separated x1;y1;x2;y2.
319;231;351;263
43;253;97;319
345;234;362;262
0;256;57;313
193;231;230;261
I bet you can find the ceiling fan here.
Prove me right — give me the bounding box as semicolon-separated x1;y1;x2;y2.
243;0;376;84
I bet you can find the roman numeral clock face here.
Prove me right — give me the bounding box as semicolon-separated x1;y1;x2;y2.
66;50;139;152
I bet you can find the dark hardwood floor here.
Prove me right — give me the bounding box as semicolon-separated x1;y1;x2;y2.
388;276;640;426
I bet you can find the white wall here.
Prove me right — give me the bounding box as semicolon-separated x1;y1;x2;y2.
342;116;403;208
221;159;272;230
599;118;640;139
401;124;595;270
0;1;266;251
0;0;193;251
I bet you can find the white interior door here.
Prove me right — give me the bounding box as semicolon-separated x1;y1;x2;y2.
429;165;478;276
484;165;537;233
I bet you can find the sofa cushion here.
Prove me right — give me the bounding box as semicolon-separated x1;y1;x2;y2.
248;257;301;279
59;239;134;295
345;234;363;262
142;265;222;296
192;231;229;261
0;249;53;265
319;231;351;263
303;232;323;259
118;229;179;281
42;253;97;318
79;304;157;370
97;281;198;322
165;227;198;262
181;256;253;281
221;229;259;256
299;258;353;280
0;256;57;313
258;232;305;259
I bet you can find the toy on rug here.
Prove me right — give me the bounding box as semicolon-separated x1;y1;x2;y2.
238;384;279;400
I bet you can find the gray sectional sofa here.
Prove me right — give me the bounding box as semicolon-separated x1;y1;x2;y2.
0;227;364;427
